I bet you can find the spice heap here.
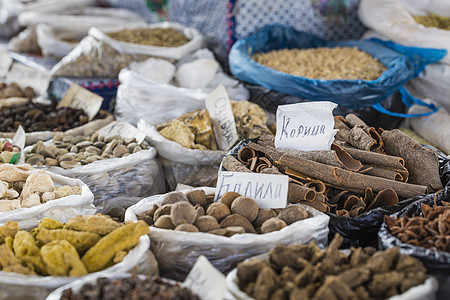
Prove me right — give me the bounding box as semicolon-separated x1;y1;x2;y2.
60;275;200;300
0;215;148;276
0;101;108;132
236;234;428;300
0;83;35;99
136;190;311;235
251;47;386;80
385;202;450;252
0;164;81;212
0;141;20;164
222;114;442;217
157;101;272;150
413;13;450;30
106;27;191;47
25;132;148;169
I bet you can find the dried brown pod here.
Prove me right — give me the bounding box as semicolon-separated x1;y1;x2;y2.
277;205;309;225
194;216;220;232
154;215;175;229
159;191;189;206
220;191;241;208
253;209;277;228
261;218;287;233
170;202;197;226
174;224;199;232
153;205;172;221
206;203;231;222
231;196;259;222
220;214;256;233
186;190;207;207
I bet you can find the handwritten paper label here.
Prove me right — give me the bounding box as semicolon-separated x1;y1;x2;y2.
6;63;50;95
58;83;103;121
97;121;146;144
12;125;26;150
275;101;338;151
215;171;288;208
183;256;226;300
0;49;13;77
205;84;238;151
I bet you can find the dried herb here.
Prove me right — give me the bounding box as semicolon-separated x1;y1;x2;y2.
107;27;190;47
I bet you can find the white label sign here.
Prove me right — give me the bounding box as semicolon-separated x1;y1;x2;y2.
97;121;146;144
183;256;226;300
0;49;13;77
275;101;338;151
12;125;26;150
6;63;50;95
58;83;103;121
205;84;238;151
215;171;288;208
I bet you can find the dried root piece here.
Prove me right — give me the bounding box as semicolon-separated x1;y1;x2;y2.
64;214;121;236
40;240;87;276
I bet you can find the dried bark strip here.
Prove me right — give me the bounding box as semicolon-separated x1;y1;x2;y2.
342;146;405;169
222;156;252;173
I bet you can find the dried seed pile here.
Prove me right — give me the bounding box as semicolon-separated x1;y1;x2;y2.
0;164;81;211
60;275;200;300
413;13;450;30
107;28;190;47
252;47;386;80
386;202;450;252
0;215;148;276
136;190;310;235
0;83;35;99
236;234;428;300
0;101;108;132
25;132;148;169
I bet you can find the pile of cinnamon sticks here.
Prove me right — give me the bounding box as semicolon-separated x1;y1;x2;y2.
222;114;443;217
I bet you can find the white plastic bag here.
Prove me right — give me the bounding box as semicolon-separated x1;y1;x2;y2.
358;0;450;64
226;266;438;300
0;235;153;300
125;187;330;281
0;0;24;38
23;142;165;213
0;171;95;230
138;119;226;189
115;48;249;126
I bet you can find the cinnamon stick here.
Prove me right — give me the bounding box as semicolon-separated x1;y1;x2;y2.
361;164;405;182
345;114;384;153
288;183;316;203
222;156;252;173
341;146;405;169
238;147;256;165
367;188;398;210
381;129;443;191
277;154;427;199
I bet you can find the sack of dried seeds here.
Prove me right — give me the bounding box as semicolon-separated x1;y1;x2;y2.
359;0;450;64
50;22;204;78
229;24;445;114
125;187;329;281
22;122;165;213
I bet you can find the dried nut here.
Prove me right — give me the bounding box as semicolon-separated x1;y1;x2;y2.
133;146;142;153
112;145;129;158
71;136;87;144
154;215;175;229
143;204;159;218
27;155;45;165
159;191;189;206
69;146;78;153
220;191;241;208
195;216;220;232
33;141;45;154
170;202;197;226
85;146;102;155
261;218;287;233
206;203;231;222
104;140;118;153
174;224;199;232
105;135;121;143
45;158;59;167
90;132;99;142
186;190;207;207
127;143;138;152
195;205;205;218
153;204;172;221
62;136;73;143
60;160;81;169
253;209;278;228
226;226;246;237
22;86;35;98
53;134;64;142
277;205;309;225
93;142;105;148
58;153;77;163
220;214;256;233
55;149;69;156
231;196;259;222
41;149;56;159
208;228;227;236
86;156;98;163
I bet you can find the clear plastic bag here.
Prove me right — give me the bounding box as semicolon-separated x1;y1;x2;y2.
50;22;204;78
138;119;226;190
23;142;165;213
125;187;330;281
0;171;95;230
359;0;450;64
115;48;249;126
0;235;153;300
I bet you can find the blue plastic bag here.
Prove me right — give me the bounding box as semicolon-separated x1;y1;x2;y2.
229;24;447;117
